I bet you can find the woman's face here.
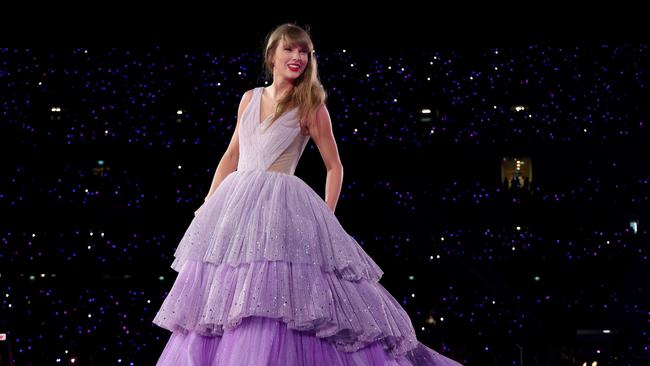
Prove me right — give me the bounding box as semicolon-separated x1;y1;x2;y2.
271;39;309;81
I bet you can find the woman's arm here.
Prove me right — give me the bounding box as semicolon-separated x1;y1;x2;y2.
309;103;344;213
203;89;254;202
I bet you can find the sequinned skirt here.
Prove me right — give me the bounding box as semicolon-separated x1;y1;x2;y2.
153;169;463;365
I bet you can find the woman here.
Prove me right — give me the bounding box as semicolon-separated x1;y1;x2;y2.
153;23;463;366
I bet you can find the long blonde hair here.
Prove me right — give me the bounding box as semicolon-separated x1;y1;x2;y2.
263;23;327;133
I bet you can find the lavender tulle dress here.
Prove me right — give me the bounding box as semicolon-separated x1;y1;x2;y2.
152;87;464;365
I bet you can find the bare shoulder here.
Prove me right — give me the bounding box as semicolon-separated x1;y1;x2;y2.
237;88;255;117
309;103;331;131
307;102;341;170
224;89;256;160
308;103;334;142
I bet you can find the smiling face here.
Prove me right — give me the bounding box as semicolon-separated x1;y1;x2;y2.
269;38;310;81
261;23;326;128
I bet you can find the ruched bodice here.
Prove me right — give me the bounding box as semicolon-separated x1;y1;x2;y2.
237;87;310;175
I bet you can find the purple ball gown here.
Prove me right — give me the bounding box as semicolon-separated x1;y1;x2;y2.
153;87;464;365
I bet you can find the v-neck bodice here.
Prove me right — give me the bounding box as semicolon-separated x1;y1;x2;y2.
237;87;310;175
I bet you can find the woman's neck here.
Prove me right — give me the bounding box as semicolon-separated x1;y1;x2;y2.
267;79;294;100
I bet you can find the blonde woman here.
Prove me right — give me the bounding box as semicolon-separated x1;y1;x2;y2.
153;23;463;366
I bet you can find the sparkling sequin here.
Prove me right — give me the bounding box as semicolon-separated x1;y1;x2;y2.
152;87;456;362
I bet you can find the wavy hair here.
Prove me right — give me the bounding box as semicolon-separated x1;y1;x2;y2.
263;23;327;132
